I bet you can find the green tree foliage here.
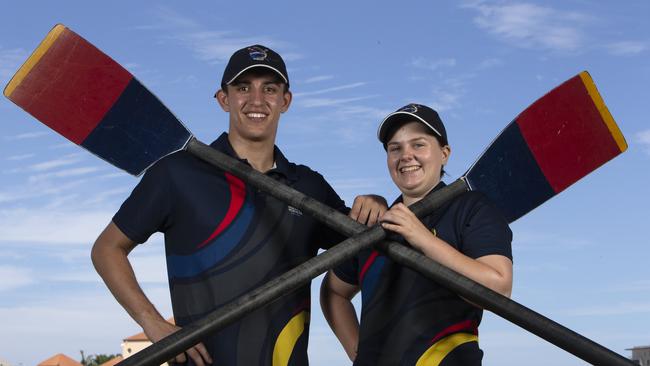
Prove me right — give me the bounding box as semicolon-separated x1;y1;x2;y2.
80;351;120;366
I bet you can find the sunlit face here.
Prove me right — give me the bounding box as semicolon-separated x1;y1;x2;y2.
215;72;291;144
386;121;451;205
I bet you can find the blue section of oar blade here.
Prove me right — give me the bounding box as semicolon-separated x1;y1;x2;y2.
81;78;192;176
464;121;555;223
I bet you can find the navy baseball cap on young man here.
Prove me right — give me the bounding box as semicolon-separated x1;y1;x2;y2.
221;44;289;88
377;103;448;147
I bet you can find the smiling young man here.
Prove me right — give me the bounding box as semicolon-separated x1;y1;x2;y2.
320;103;513;365
91;45;386;366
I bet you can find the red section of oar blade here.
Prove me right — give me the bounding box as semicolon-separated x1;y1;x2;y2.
5;25;132;145
516;72;624;193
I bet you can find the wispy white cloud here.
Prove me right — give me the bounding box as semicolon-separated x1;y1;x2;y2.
463;1;589;51
27;166;103;184
477;57;503;69
303;75;334;84
309;326;355;365
330;105;392;121
98;172;130;180
0;287;172;365
81;187;131;206
48;142;75;149
411;57;456;71
23;154;84;172
0;46;26;79
420;74;473;113
130;248;168;284
284;104;391;148
293;82;367;98
0;265;34;291
1;157;127;206
566;302;650;316
144;7;297;64
299;95;378;108
3;131;49;141
0;249;26;260
169;30;280;64
606;40;648;56
600;280;650;293
0;177;90;204
513;262;570;273
5;153;35;161
636;129;650;155
428;88;463;112
0;208;114;245
330;177;384;191
51;245;166;284
513;229;593;251
154;6;202;29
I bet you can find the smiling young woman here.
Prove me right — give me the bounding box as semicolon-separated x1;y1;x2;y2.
321;103;513;366
385;121;451;206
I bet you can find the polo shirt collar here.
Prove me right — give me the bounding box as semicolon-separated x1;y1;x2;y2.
209;132;298;182
392;181;447;206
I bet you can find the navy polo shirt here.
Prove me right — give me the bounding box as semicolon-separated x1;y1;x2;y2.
113;132;347;366
334;182;512;366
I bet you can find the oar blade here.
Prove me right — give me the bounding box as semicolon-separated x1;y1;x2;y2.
465;71;626;222
3;24;192;176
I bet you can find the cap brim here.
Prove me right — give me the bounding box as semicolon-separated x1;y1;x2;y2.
224;64;288;85
377;111;443;143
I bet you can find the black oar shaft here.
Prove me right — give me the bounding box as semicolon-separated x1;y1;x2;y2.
379;241;634;366
118;138;633;366
188;139;633;365
117;139;468;366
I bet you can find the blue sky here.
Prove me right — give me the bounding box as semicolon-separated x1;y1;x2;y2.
1;1;649;365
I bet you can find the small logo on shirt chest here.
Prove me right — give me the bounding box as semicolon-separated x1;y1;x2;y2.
288;206;303;216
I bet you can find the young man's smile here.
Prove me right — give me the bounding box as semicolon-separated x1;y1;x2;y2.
216;73;292;143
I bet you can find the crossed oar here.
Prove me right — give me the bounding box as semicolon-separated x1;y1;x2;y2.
4;24;634;366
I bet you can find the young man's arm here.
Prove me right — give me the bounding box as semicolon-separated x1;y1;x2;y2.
91;221;212;366
320;271;361;361
349;194;388;226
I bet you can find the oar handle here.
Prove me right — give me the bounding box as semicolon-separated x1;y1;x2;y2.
379;242;635;366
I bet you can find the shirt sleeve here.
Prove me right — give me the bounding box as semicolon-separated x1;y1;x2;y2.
112;161;173;244
313;174;349;250
333;255;359;285
457;192;513;260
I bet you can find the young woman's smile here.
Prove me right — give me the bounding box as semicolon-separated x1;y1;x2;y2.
386;121;450;205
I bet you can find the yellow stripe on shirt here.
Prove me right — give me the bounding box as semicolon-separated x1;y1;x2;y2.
272;311;308;366
415;333;478;366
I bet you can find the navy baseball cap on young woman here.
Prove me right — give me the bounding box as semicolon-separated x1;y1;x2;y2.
221;44;289;88
377;103;448;146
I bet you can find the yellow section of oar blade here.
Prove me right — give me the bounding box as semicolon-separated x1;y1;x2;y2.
579;71;628;152
3;24;66;98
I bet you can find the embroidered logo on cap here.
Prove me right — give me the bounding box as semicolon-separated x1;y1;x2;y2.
399;104;419;113
248;46;268;61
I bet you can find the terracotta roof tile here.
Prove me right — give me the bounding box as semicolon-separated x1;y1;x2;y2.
38;354;83;366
